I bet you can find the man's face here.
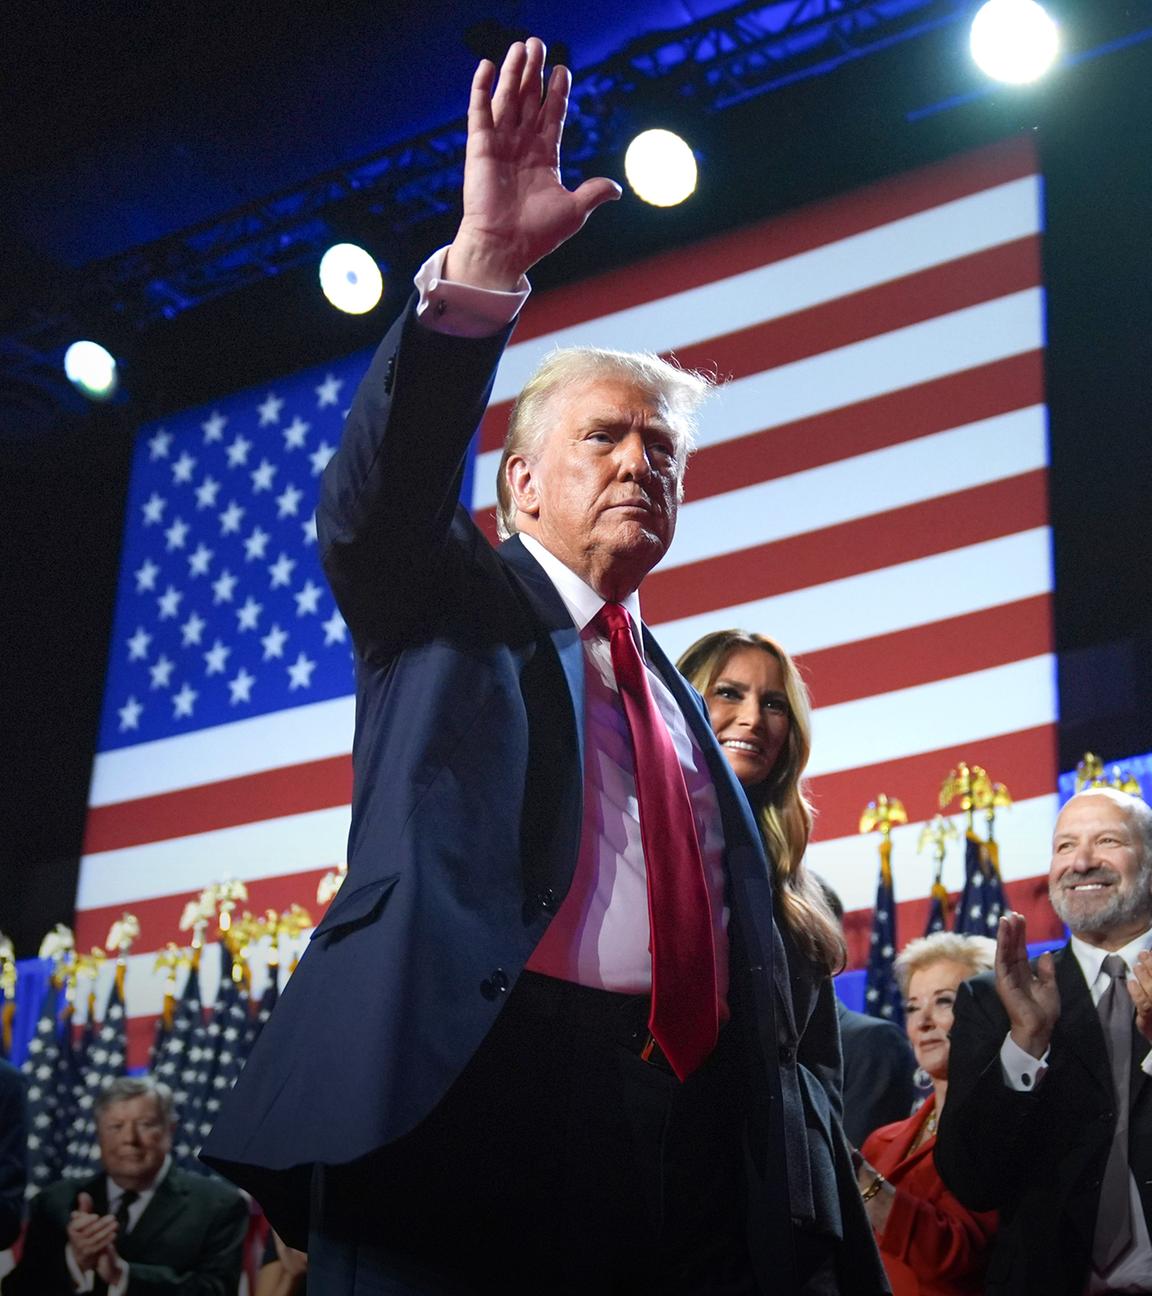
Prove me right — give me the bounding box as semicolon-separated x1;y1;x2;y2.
1049;792;1152;946
97;1094;172;1192
506;377;683;598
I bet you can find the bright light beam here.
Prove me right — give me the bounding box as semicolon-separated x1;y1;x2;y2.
970;0;1060;85
624;129;698;207
319;244;383;314
64;340;119;401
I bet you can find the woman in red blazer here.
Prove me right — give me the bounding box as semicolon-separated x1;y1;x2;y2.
856;932;999;1295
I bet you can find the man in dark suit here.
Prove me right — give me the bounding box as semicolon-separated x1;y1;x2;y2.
203;36;883;1294
0;1057;26;1254
836;1002;916;1148
4;1076;246;1295
936;787;1152;1295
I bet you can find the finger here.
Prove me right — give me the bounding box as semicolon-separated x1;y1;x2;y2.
539;63;571;151
995;913;1021;975
491;41;528;128
1035;949;1056;988
518;36;547;119
77;1192;95;1213
571;175;624;219
467;58;497;136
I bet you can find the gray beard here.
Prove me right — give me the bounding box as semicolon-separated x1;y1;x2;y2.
1049;864;1152;937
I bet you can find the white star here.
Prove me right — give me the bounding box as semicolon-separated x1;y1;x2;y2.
187;543;214;577
211;568;238;604
171;451;197;484
149;655;175;688
225;435;252;468
202;410;227;442
134;558;160;592
148;428;173;460
244;526;271;561
322;609;347;645
118;696;143;731
261;624;288;660
229;668;256;704
157;585;183;619
250;458;277;493
180;611;206;646
282;416;310;450
258;392;284;425
127;626;152;660
172;682;199;718
301;512;317;546
236;596;263;631
287;651;316;690
268;552;296;588
276;482;303;518
218;500;245;535
195;475;221;509
164;516;190;551
142;493;167;525
315;374;344;407
203;639;231;675
294;579;322;616
309;441;336;476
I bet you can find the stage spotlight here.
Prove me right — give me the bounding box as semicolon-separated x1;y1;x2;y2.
970;0;1060;84
624;129;697;207
319;243;383;314
64;340;119;401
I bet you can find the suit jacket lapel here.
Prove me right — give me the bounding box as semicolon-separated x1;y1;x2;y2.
497;536;586;771
121;1169;186;1257
1055;945;1113;1100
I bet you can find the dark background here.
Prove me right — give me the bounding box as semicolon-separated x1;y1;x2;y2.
3;1;1151;955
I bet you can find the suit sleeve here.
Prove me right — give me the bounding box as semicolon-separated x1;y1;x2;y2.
0;1064;26;1250
1;1188;73;1295
841;1019;915;1148
120;1189;248;1296
934;974;1046;1211
317;297;514;664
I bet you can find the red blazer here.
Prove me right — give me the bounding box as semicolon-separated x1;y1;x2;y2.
861;1096;996;1296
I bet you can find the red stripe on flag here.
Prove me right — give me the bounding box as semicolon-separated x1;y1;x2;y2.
807;723;1059;844
75;869;334;955
799;594;1054;710
684;352;1044;503
479;241;1041;454
83;754;352;855
512;136;1039;343
643;469;1050;624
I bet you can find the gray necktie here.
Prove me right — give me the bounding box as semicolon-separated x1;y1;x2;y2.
1092;953;1134;1272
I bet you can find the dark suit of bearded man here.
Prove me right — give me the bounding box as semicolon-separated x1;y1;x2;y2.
936;788;1152;1295
204;35;887;1296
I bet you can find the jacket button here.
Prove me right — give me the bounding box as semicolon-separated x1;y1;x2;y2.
780;1045;795;1066
538;887;557;912
481;968;509;1000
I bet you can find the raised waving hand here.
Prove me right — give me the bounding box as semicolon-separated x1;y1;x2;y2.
445;37;621;291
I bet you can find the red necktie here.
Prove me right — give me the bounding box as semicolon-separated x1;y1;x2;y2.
595;602;718;1080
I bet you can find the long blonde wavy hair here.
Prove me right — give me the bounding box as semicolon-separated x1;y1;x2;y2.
677;629;845;974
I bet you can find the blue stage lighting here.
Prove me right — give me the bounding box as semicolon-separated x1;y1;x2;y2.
319;243;383;314
64;340;119;401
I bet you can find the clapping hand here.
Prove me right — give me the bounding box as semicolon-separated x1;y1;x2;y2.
445;36;621;291
1129;948;1152;1045
995;911;1060;1059
67;1192;120;1276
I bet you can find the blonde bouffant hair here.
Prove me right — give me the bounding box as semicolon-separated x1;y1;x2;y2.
677;629;845;974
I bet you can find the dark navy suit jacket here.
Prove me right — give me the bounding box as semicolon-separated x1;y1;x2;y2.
201;300;847;1287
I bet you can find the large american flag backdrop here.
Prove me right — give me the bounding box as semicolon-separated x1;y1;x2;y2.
79;135;1064;1065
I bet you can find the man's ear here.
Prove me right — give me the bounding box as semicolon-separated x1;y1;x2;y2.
505;454;539;517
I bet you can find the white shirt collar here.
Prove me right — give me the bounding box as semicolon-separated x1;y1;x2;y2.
107;1153;172;1206
518;534;642;641
1070;925;1152;987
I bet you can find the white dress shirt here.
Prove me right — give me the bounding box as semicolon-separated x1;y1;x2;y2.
998;928;1152;1291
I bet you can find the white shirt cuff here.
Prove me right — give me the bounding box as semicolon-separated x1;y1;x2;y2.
65;1244;93;1291
999;1032;1050;1090
413;247;530;337
1144;1050;1152;1077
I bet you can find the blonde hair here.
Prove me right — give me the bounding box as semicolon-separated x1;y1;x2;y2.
894;931;996;995
677;629;845;974
495;346;712;540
